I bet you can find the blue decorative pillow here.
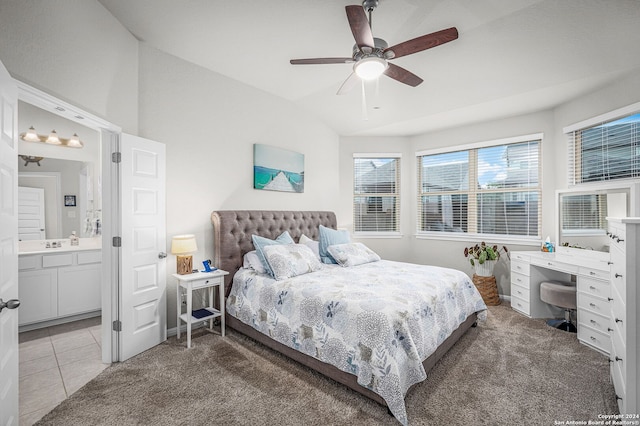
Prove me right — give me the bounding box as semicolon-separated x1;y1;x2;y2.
318;225;350;264
252;231;295;277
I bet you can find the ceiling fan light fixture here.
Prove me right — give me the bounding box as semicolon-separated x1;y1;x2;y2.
354;57;387;80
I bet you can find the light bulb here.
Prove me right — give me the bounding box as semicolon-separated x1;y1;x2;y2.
23;126;40;142
46;130;61;145
354;57;387;80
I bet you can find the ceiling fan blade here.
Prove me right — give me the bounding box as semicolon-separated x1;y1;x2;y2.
346;5;374;50
290;57;354;65
383;63;423;87
385;27;458;59
336;72;359;95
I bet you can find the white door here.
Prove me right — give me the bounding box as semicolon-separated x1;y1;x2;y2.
119;133;166;361
18;186;46;240
0;60;19;425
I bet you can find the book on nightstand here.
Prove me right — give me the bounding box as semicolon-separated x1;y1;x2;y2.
192;308;212;319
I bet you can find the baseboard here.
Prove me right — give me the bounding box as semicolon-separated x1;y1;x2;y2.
19;310;101;333
166;321;209;337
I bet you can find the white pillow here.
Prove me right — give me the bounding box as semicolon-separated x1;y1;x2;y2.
243;250;267;274
327;242;381;267
262;244;322;280
299;234;320;260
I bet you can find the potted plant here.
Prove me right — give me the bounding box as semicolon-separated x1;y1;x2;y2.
463;242;509;277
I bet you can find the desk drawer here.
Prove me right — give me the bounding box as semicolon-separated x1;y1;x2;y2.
578;326;610;354
511;253;530;262
578;309;610;335
510;271;530;290
577;292;609;317
511;260;529;276
531;258;578;274
578;267;610;281
578;276;610;300
611;328;626;382
510;282;529;302
511;295;530;316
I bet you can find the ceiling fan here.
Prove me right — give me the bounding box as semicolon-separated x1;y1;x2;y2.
289;0;459;95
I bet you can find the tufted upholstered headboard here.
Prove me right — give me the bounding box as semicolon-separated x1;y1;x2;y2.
210;210;337;296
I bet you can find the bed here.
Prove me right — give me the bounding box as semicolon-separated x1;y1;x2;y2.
211;210;486;425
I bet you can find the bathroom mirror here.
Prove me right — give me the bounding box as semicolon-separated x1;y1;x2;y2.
18;156;98;240
556;182;640;252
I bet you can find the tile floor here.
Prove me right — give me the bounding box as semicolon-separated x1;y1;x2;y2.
18;317;109;426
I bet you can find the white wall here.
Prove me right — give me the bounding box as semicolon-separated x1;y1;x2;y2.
0;0;139;133
137;44;340;327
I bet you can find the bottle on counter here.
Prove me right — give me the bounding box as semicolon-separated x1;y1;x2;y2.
70;231;79;246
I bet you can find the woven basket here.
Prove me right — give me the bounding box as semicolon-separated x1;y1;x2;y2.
472;274;501;306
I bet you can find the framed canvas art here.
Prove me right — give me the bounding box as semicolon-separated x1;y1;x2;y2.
253;144;304;193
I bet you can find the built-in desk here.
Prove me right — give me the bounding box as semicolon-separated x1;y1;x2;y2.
510;249;611;355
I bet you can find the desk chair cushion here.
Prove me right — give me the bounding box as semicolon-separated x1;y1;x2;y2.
540;281;577;310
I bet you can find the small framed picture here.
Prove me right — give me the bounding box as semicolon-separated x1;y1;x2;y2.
64;195;76;207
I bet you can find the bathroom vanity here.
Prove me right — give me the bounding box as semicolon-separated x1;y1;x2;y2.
18;238;102;330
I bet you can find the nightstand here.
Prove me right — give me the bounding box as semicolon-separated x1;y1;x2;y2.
174;269;229;348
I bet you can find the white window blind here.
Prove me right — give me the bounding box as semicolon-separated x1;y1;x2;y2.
353;155;400;233
566;113;640;185
417;138;541;238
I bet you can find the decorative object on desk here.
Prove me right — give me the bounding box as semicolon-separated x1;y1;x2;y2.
463;242;509;277
64;195;76;207
171;234;198;275
253;143;304;193
541;236;555;252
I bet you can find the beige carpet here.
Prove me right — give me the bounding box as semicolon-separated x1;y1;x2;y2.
36;303;618;425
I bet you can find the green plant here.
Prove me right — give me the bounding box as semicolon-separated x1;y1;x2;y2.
463;242;509;267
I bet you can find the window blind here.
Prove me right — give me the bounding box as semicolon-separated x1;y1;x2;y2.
567;113;640;185
353;156;400;233
560;194;607;234
417;139;541;238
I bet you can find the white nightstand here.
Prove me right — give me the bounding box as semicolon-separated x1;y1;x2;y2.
174;269;229;348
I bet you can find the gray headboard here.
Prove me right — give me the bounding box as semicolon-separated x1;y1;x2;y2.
210;210;337;296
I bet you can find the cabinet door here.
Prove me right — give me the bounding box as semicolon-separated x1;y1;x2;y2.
18;269;58;325
57;264;101;316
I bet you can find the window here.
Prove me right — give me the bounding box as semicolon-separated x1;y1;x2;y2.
417;135;541;238
566;111;640;185
353;154;400;234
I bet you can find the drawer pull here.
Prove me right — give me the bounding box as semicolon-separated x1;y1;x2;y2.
608;297;613;301
608;327;614;332
589;272;596;276
589;319;597;325
589;303;597;308
590;336;597;341
517;290;522;295
517;278;522;282
616;395;623;401
607;261;613;265
615;318;623;323
548;262;553;266
616;237;624;243
589;285;596;290
615;273;623;278
615;356;623;362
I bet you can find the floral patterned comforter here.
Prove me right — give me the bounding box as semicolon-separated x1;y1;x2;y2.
226;260;487;425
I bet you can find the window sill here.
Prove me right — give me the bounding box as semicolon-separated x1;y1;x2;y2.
353;232;403;239
414;232;541;247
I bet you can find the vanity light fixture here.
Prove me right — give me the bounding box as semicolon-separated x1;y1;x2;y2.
19;126;84;148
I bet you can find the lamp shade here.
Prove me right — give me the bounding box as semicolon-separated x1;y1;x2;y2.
171;234;197;255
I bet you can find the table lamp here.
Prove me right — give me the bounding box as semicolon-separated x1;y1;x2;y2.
171;234;197;275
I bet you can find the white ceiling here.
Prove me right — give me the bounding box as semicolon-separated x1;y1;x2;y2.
97;0;640;137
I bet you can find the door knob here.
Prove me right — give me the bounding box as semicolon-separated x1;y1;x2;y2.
158;252;167;259
0;298;20;313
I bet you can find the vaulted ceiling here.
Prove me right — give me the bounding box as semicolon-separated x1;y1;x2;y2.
97;0;640;136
